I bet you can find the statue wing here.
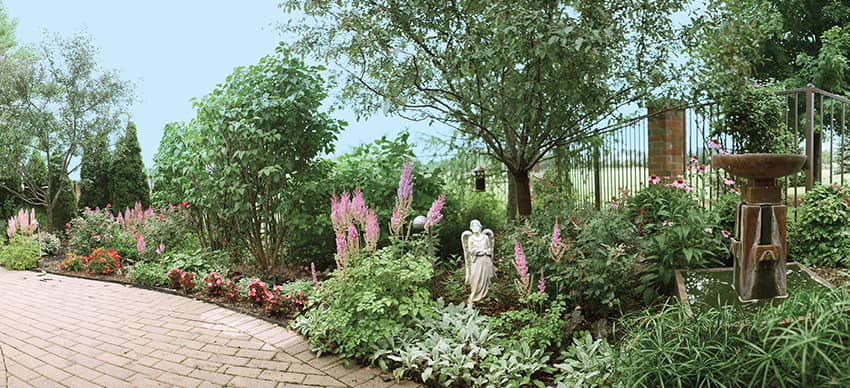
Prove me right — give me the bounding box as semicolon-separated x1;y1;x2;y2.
461;231;472;284
483;229;495;259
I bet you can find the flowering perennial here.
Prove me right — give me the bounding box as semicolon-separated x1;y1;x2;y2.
513;239;531;298
549;218;565;262
350;187;368;227
364;209;379;251
311;262;319;287
205;272;225;296
247;278;271;305
347;223;360;255
390;160;414;236
335;231;348;272
424;194;445;231
538;272;546;295
7;208;38;238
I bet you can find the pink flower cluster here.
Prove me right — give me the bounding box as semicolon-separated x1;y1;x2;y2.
330;185;381;273
424;194;445;232
7;208;38;238
247;278;272;305
513;240;531;297
390;160;413;236
204;272;225;296
549;218;566;262
311;262;319;287
166;268;195;293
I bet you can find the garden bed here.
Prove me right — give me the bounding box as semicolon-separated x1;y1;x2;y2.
35;259;304;328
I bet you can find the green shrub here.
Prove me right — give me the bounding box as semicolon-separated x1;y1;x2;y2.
371;300;550;387
615;288;850;386
491;296;572;351
292;244;434;359
127;261;168;287
67;208;118;255
499;207;638;314
438;187;505;260
790;184;850;267
162;250;230;275
627;184;727;303
0;235;41;270
553;331;615;387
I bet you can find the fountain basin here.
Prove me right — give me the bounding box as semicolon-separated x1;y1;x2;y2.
711;154;806;181
675;263;833;316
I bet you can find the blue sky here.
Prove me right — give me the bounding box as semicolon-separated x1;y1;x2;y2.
4;0;446;168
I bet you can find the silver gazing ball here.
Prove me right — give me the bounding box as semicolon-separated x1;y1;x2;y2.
412;215;427;231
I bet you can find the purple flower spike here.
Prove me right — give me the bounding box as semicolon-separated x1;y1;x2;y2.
514;239;528;278
538;272;546;294
424;194;446;231
364;209;380;251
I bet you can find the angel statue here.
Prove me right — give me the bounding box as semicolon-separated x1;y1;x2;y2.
462;220;495;306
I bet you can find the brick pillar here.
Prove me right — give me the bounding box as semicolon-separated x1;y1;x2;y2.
647;101;686;178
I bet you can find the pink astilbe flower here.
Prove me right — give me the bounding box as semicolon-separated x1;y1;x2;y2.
311;262;319;287
390;160;414;236
347;223;360;254
335;231;348;272
350;186;368;227
424;194;446;231
513;239;531;298
330;192;352;234
6;217;15;238
390;208;403;237
156;241;165;255
364;209;379;251
538;272;546;295
397;159;413;206
514;239;528;278
136;235;146;253
549;218;565;262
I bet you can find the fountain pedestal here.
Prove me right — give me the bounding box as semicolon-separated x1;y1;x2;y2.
712;154;806;302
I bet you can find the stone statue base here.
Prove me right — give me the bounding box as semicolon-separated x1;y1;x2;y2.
731;203;788;302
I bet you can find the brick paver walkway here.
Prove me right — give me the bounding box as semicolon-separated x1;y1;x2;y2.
0;269;415;387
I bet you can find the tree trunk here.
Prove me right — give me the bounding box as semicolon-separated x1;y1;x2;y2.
512;169;533;218
507;173;518;221
45;204;54;231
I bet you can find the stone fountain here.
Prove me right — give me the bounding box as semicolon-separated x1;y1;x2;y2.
711;154;806;302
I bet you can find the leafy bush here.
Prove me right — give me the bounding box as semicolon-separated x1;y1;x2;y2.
58;253;86;272
627;183;727;302
553;331;615;387
371;300;550;387
491;296;572;351
293;245;434;359
86;248;122;275
67;207;118;255
616;288;850;386
790;184;850;267
204;272;225;296
247;278;271;305
34;232;61;256
438;187;505;260
127;261;167;287
500;208;638;314
151;46;344;272
0;235;41;270
162;250;230;275
711;80;796;154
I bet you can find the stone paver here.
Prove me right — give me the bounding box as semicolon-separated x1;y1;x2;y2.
0;269;413;387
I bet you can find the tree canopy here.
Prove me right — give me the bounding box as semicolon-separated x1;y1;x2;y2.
282;0;686;216
0;31;133;229
152;45;344;271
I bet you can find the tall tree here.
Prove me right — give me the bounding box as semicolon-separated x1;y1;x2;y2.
689;0;850;96
78;131;112;209
110;122;149;210
282;0;684;216
48;153;76;228
0;31;133;229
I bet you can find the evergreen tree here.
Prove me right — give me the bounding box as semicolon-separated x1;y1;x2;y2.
110;122;149;210
79;131;112;208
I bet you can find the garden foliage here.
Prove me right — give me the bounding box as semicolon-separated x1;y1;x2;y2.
790;183;850;267
151;45;343;271
0;235;41;270
109;122;150;210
